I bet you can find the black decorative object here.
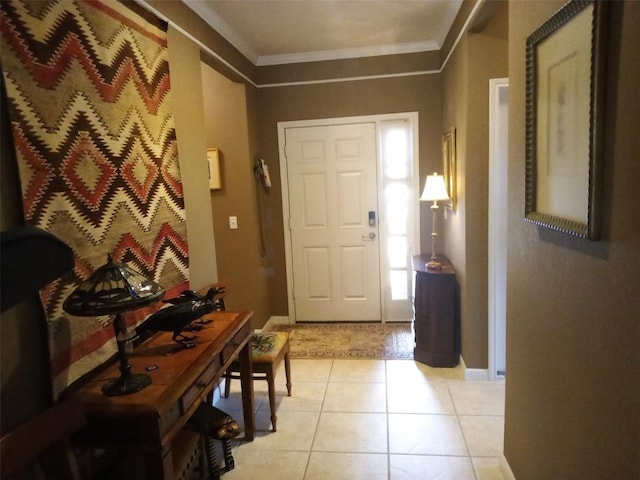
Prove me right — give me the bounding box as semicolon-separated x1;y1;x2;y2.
0;226;74;313
63;255;165;396
135;287;224;346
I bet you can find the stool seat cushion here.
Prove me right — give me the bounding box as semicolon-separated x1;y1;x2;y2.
251;332;289;363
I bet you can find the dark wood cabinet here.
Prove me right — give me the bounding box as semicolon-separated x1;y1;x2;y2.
412;255;460;367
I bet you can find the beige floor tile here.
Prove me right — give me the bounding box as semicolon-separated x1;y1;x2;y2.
283;358;334;383
306;452;388;480
386;359;445;383
473;457;507;480
448;381;505;415
439;364;466;380
388;414;467;456
239;409;320;451
212;358;507;480
329;359;387;382
222;448;309;480
259;381;326;412
387;380;455;414
390;454;476;480
323;381;387;412
459;415;505;457
313;412;388;453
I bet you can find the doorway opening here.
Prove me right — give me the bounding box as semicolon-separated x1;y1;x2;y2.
278;113;419;323
488;78;508;380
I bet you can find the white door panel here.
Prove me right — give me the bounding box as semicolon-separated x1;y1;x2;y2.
286;123;381;321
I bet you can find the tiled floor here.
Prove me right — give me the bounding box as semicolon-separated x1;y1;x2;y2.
211;359;506;480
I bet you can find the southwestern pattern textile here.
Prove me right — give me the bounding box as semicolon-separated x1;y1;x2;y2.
0;0;189;397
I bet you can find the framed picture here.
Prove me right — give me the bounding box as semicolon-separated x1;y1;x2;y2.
207;148;222;190
442;127;456;211
524;0;607;239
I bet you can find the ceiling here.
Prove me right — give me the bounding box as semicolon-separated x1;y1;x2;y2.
182;0;464;66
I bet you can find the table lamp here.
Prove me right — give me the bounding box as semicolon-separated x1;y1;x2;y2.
420;173;450;270
63;255;165;396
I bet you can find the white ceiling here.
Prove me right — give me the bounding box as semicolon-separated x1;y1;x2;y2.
182;0;464;66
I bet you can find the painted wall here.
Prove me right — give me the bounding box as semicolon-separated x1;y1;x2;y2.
505;1;639;477
200;63;270;327
167;27;218;291
441;1;508;368
255;75;443;316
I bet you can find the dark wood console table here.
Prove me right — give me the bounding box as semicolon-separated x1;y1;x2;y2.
412;255;460;367
69;310;255;479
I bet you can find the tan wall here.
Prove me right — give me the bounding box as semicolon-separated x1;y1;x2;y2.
167;28;218;291
255;74;443;315
505;1;639;477
441;1;508;368
200;64;270;328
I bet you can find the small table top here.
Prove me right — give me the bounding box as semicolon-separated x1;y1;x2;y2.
412;254;455;275
69;310;253;447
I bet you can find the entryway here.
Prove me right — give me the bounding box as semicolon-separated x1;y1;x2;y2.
278;113;419;323
488;78;508;380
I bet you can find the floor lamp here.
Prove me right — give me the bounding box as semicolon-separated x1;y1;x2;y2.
420;173;450;270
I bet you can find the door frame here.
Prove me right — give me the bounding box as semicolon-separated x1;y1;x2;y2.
488;78;508;381
278;113;420;323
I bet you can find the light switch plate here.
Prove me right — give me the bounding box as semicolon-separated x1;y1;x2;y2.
229;216;238;229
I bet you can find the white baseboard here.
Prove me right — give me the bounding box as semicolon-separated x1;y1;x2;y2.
459;356;490;381
500;454;516;479
262;315;290;331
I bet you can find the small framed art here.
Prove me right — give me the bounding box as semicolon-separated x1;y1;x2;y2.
207;148;222;190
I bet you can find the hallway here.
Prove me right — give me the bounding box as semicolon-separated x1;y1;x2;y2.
214;358;506;480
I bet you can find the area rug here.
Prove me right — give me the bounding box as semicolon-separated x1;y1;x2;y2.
0;0;189;398
270;323;414;360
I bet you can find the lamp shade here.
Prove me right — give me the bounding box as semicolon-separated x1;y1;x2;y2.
420;173;450;202
63;255;165;316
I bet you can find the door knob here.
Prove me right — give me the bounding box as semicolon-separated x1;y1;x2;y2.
361;232;376;241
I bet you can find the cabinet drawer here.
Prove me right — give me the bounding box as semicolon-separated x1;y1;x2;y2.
179;355;221;415
220;322;251;365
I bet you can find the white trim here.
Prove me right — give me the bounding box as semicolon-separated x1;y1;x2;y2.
500;454;517;480
440;0;486;70
465;368;490;381
257;40;439;66
459;356;490;381
262;316;291;331
488;78;509;382
181;0;260;64
278;113;420;324
134;0;258;87
258;69;438;89
137;0;481;89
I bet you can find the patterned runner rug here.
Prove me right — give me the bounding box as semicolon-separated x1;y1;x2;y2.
270;323;414;360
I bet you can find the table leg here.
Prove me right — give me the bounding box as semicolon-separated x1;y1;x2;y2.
237;339;255;441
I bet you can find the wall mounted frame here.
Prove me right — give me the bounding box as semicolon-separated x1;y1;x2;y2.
524;0;607;239
207;147;222;190
442;127;456;211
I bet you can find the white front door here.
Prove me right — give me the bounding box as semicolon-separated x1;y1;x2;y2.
284;123;381;321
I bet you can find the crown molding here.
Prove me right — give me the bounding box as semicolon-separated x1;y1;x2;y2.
256;40;439;66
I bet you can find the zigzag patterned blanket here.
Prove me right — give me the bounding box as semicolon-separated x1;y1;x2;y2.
1;0;189;398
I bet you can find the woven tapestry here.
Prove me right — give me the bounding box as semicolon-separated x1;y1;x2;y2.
1;0;190;398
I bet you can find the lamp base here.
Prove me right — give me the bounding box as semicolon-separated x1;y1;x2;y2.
102;372;151;397
426;259;442;271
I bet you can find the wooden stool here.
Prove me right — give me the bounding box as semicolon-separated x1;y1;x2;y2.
184;404;240;479
224;331;291;431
